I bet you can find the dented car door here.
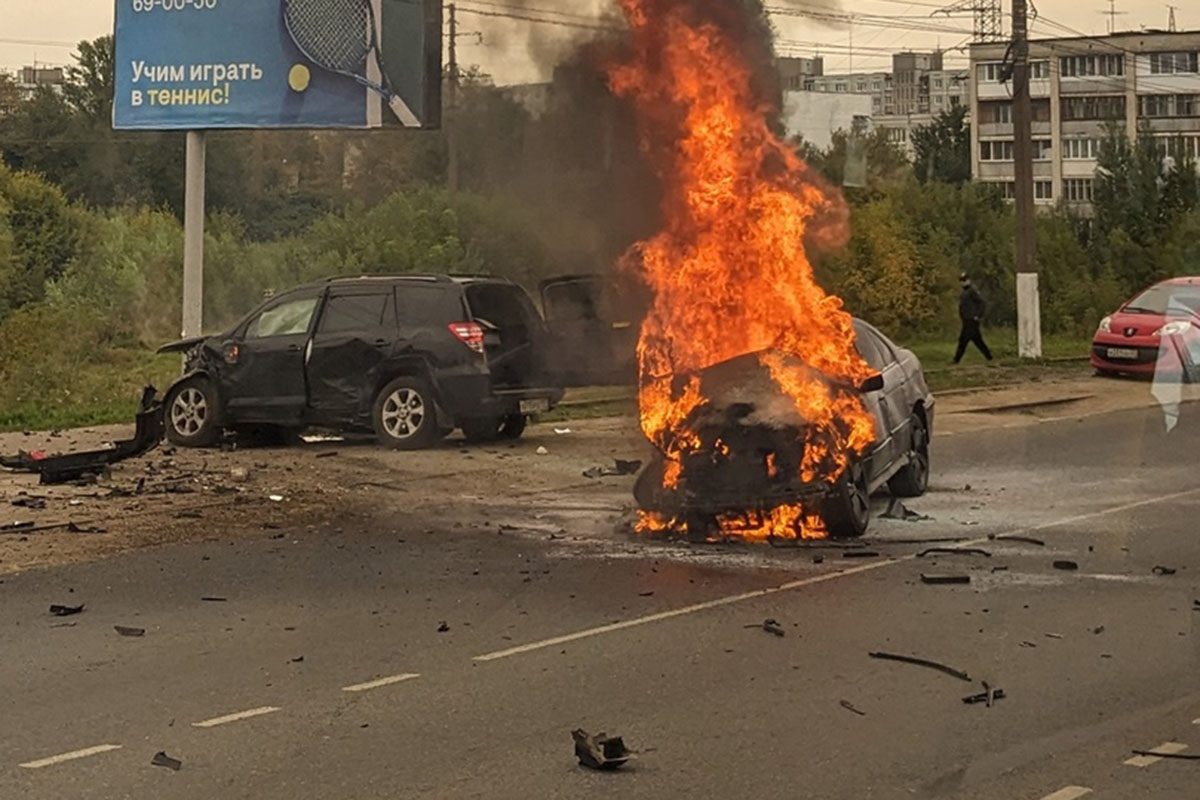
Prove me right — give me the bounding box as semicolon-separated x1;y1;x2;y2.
305;287;398;425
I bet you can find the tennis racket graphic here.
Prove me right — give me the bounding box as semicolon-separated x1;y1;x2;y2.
283;0;419;126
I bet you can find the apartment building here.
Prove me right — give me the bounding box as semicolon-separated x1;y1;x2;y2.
969;29;1200;209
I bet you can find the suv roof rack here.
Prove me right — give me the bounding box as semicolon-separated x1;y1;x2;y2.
323;273;456;284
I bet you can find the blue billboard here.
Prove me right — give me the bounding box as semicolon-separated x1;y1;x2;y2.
113;0;442;130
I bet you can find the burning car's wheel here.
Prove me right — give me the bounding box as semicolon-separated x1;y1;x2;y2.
165;377;221;448
822;459;870;539
887;412;930;498
373;376;439;450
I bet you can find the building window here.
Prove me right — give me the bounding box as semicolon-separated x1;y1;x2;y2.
978;62;1002;82
1063;138;1101;159
1034;180;1053;200
1149;52;1200;75
950;95;961;107
855;81;866;92
1064;178;1094;202
1031;60;1050;79
934;78;943;89
835;82;847;92
934;95;943;106
1060;54;1124;78
1154;134;1200;159
1062;95;1126;121
987;181;1017;200
980;140;1014;161
1033;139;1052;160
1138;94;1199;118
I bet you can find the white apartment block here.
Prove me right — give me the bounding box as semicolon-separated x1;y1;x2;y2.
969;29;1200;209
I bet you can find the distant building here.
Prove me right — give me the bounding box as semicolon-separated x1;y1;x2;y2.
777;55;824;91
15;65;65;100
781;90;873;150
969;28;1200;209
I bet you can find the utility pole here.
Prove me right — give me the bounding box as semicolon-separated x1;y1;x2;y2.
1167;4;1177;32
446;3;459;193
1011;0;1041;357
182;131;206;338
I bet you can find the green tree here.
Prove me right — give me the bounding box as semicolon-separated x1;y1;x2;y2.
911;105;971;185
63;36;114;122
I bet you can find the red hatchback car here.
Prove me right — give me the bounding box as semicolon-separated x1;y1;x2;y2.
1092;277;1200;379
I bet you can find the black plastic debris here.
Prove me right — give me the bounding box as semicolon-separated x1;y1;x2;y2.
201;596;227;602
1152;565;1177;576
881;498;932;522
572;729;631;770
990;534;1045;546
1;520;35;532
839;699;866;716
1052;560;1078;571
583;459;643;479
962;683;1006;706
917;547;990;558
66;522;105;534
151;751;182;771
11;497;46;509
49;603;85;617
290;655;304;663
868;651;972;682
1092;625;1105;635
920;573;971;585
437;621;450;633
1130;749;1200;761
114;625;146;637
843;550;880;559
744;618;785;637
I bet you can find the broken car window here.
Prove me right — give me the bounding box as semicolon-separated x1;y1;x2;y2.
318;292;393;334
246;297;319;339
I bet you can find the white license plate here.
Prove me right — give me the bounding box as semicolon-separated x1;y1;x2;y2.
1106;347;1138;360
520;398;550;414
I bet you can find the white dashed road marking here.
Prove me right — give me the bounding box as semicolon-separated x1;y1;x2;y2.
1124;742;1187;767
19;744;122;769
192;705;281;728
1038;787;1091;800
341;673;421;692
474;488;1200;662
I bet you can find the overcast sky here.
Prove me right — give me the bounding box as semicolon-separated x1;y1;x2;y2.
0;0;1189;82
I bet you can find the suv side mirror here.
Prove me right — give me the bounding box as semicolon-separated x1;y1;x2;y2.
858;373;884;393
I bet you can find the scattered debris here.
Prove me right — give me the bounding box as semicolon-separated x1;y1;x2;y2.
151;751;182;771
114;625;146;637
11;497;46;509
229;467;250;482
437;621;450;633
1044;632;1064;640
1;520;35;532
813;555;824;564
917;547;990;558
314;451;339;459
1019;641;1037;648
839;700;866;716
881;498;932;522
1152;565;1177;576
49;603;85;617
535;446;549;456
744;618;785;637
1092;625;1105;635
990;534;1046;546
554;428;572;435
583;459;643;479
638;590;655;597
991;565;1009;572
1130;749;1200;762
66;522;105;534
201;596;227;603
1052;560;1078;571
962;683;1006;706
843;550;880;559
572;729;631;770
290;655;304;663
0;387;164;484
920;573;971;585
868;651;972;682
268;494;284;502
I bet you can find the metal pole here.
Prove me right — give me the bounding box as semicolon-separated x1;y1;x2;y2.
1011;0;1041;357
182;130;206;338
446;3;459;193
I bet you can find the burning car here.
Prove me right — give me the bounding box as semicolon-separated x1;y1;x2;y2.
634;320;933;540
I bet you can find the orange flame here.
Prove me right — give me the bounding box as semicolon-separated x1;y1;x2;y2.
610;0;875;541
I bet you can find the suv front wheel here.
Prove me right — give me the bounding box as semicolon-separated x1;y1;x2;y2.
165;377;221;448
373;376;440;450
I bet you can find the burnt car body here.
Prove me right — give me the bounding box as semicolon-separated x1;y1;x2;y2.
158;275;564;450
634;319;934;539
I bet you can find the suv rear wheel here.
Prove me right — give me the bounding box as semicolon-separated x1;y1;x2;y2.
165;377;221;448
373;376;440;450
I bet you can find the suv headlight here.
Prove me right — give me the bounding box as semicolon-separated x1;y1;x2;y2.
1098;316;1112;333
1154;320;1191;336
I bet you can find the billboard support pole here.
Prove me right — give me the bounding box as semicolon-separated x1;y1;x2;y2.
182;130;206;339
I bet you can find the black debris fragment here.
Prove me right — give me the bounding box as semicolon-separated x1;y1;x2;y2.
437;621;450;633
920;573;971;585
11;497;46;509
962;683;1006;706
1152;565;1177;576
49;603;85;617
315;451;339;459
1;520;35;532
66;521;105;534
1130;749;1200;761
572;729;631;770
745;618;786;637
290;656;304;663
917;547;991;558
813;555;824;564
638;590;655;597
201;596;227;602
990;534;1046;546
114;625;146;637
1052;560;1078;571
1092;625;1105;635
843;550;880;559
151;751;182;771
583;459;643;479
868;651;972;682
881;498;932;522
839;699;866;716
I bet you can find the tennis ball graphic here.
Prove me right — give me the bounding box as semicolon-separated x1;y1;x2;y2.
288;64;311;92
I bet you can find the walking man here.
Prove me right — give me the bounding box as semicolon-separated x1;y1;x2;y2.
954;273;993;364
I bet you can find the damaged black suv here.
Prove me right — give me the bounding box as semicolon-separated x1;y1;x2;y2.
158;275;564;450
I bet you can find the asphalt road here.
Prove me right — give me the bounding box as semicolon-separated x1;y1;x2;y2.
3;402;1200;800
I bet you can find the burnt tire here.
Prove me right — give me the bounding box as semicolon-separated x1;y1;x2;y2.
165;377;220;448
372;376;439;450
823;459;870;539
887;412;930;498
